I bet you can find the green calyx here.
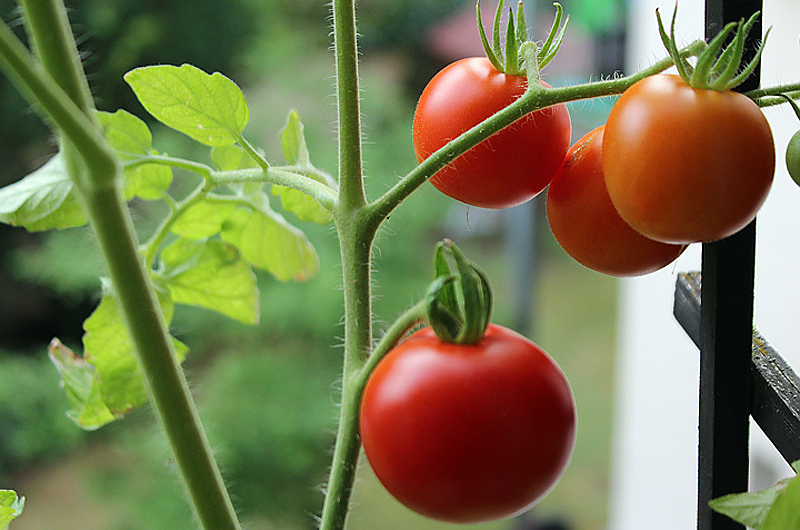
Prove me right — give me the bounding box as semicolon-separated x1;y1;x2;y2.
477;0;568;79
657;6;769;91
425;239;492;345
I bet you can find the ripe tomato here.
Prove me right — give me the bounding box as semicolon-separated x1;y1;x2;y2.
547;126;686;276
412;57;571;209
359;324;576;523
602;74;775;244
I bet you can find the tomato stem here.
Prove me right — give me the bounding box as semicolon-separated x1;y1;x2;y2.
426;240;493;344
367;39;706;226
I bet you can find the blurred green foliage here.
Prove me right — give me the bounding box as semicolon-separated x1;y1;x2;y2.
0;354;85;482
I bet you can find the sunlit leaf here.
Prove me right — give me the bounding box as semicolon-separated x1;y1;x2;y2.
82;280;188;418
280;110;311;167
762;471;800;530
711;461;800;530
47;338;116;430
0;154;87;231
273;110;334;224
161;238;259;324
170;199;237;240
221;197;319;282
211;144;259;171
97;109;172;200
124;64;249;147
272;185;333;224
0;490;24;530
710;485;785;529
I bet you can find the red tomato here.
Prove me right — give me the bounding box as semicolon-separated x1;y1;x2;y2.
412;57;571;209
547;126;686;276
602;74;775;244
359;324;576;523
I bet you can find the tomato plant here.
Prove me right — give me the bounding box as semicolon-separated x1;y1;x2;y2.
2;1;800;529
412;56;571;209
547;126;686;276
359;324;576;523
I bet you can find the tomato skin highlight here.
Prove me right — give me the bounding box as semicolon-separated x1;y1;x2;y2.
359;324;576;523
602;74;775;244
547;126;686;276
412;57;571;209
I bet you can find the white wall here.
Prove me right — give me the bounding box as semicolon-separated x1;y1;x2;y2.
608;0;800;528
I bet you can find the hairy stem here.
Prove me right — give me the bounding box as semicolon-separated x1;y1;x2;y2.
1;4;241;529
318;0;374;525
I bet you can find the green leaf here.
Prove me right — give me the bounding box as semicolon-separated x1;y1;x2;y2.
710;462;800;529
211;144;263;196
0;490;24;530
273;111;334;224
170;199;237;240
161;238;259;324
124;64;249;147
280;110;311;167
0;154;87;231
82;280;188;419
211;144;259;172
97;110;172;200
710;485;786;529
762;471;800;530
47;338;116;430
220;196;319;282
271;184;334;224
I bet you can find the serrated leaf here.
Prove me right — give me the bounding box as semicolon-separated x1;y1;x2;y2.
161;238;259;324
124;64;249;147
82;280;188;418
280;110;311;167
0;154;87;231
762;472;800;530
220;197;319;282
97;109;172;201
48;338;116;430
170;199;237;240
0;490;24;530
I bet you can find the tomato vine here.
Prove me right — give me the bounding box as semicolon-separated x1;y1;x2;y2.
0;1;799;529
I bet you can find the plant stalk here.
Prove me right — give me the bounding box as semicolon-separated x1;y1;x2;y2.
2;4;242;528
82;185;241;530
319;0;374;526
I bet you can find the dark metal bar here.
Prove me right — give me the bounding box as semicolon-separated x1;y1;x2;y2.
698;226;756;530
697;1;762;527
675;272;800;465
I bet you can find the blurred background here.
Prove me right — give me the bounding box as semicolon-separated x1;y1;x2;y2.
0;0;795;529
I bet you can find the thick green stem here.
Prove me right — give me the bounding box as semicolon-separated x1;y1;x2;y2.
332;0;366;209
1;5;241;529
83;185;241;530
317;0;373;527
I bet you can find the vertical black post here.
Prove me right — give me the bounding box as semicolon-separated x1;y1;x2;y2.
698;1;761;529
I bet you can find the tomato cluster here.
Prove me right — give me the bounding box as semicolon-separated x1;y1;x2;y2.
414;56;776;276
365;38;780;524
